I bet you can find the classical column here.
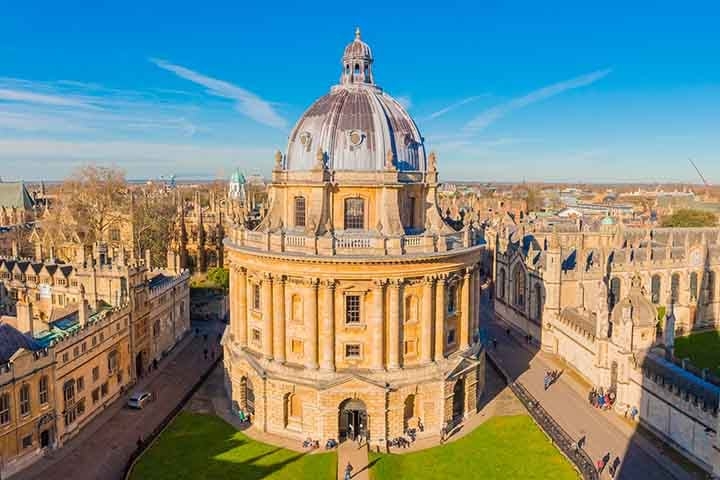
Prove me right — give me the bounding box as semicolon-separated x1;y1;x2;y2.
371;280;386;370
473;268;481;341
261;274;273;359
237;267;248;347
434;277;446;361
387;280;401;370
272;276;286;363
304;279;319;369
421;277;434;363
460;271;471;349
320;280;336;371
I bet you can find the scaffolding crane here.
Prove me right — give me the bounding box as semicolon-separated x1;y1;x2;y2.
689;158;710;187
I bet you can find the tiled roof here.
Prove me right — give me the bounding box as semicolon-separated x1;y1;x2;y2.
0;323;43;363
0;182;35;210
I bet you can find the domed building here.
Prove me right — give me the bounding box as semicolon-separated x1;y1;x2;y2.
223;29;486;447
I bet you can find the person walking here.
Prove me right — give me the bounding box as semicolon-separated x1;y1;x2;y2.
344;461;353;480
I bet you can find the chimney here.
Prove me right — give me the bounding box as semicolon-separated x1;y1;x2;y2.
78;285;90;326
16;297;33;335
11;240;18;258
145;249;152;270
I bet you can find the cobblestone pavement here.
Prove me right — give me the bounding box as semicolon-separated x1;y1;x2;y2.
484;310;700;480
13;321;224;480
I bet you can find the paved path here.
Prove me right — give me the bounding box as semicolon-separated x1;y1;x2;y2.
483;307;700;480
337;441;369;480
13;321;224;480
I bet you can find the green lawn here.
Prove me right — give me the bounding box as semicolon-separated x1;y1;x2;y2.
675;331;720;374
130;413;337;480
369;415;578;480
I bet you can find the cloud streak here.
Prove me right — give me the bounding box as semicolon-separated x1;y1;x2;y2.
151;58;286;129
426;95;487;120
0;87;93;108
464;68;612;131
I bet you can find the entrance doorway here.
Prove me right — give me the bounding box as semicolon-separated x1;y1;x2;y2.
339;398;367;442
40;429;50;448
135;351;145;379
452;378;465;423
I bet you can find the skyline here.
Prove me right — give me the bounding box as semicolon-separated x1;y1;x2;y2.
1;1;719;182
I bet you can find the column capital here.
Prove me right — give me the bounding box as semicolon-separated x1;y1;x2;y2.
303;277;319;288
262;272;274;282
319;279;337;289
388;278;403;289
372;279;388;289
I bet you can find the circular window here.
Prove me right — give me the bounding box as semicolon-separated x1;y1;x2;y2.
300;132;311;145
349;130;363;146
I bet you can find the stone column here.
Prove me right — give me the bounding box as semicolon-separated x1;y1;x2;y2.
320;280;336;371
388;280;401;370
460;271;471;349
237;267;248;347
304;279;319;369
272;276;286;363
434;277;446;361
371;280;386;370
473;268;481;341
261;274;273;359
421;277;434;363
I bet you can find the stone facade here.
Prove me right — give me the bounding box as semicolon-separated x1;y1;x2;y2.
224;30;486;448
489;221;720;474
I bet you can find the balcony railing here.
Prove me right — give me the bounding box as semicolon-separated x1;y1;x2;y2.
228;226;484;257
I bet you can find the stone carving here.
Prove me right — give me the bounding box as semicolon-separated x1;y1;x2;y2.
274;150;283;170
428;151;437;172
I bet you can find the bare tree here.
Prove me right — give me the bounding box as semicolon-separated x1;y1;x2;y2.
62;165;128;244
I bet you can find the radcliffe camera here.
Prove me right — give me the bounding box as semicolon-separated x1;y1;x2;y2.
1;3;719;480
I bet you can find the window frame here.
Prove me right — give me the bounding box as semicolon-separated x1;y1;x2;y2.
345;294;362;324
343;198;365;230
294;196;306;228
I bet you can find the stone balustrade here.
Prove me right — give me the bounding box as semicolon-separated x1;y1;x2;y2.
227;226;484;257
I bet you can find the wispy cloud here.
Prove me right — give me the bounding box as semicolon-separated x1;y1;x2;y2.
0;138;272;179
464;68;612;131
151;58;286;129
0;87;93;108
426;95;488;120
396;95;412;110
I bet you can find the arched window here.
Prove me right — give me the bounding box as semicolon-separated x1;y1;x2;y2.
289;393;302;419
344;198;365;229
291;295;303;324
610;277;621;310
404;295;418;323
294;196;306;228
690;272;698;301
513;266;525;307
671;273;680;304
534;283;542;320
497;269;506;300
651;275;661;304
447;283;458;313
708;271;715;302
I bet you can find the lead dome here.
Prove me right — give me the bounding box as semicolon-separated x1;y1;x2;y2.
284;28;427;172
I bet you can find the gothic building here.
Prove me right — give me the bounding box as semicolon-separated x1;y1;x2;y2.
223;30;486;447
489;221;720;474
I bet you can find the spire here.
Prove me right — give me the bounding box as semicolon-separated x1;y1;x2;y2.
355;26;361;40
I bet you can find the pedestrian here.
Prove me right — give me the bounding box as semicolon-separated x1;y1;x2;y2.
195;327;199;336
357;431;362;447
348;422;354;440
153;358;158;370
418;417;424;432
492;338;498;349
204;348;208;360
211;350;216;361
578;435;586;449
440;424;446;444
506;327;511;337
137;436;143;451
344;461;353;480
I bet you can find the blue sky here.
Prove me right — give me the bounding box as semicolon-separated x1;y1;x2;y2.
1;1;719;182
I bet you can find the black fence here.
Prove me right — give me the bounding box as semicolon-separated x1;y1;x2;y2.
122;353;224;480
487;353;599;480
